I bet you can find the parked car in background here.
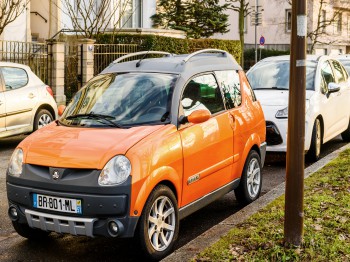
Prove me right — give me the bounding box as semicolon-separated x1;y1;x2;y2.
247;55;350;161
0;62;57;138
7;49;266;260
337;54;350;74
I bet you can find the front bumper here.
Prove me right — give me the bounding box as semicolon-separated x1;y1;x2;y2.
7;165;139;238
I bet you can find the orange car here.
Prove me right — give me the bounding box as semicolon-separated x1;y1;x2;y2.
7;49;266;260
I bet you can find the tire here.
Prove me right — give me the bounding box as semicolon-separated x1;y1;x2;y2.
341;120;350;142
234;150;262;206
307;119;322;162
12;221;50;240
34;109;53;131
137;185;179;261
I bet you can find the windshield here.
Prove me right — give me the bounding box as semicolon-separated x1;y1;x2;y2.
247;60;317;91
340;61;350;75
60;73;177;127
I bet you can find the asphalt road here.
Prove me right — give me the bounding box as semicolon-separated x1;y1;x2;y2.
0;134;347;261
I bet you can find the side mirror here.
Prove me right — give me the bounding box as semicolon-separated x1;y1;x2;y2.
180;109;211;124
328;82;341;93
58;105;66;116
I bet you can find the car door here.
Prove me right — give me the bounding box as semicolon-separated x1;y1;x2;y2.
215;70;245;177
319;60;342;141
330;60;350;131
179;73;234;207
0;79;5;133
2;66;39;131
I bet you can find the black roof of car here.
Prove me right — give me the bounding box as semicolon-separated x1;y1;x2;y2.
100;49;242;78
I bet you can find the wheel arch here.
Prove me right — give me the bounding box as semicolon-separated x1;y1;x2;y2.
33;104;56;128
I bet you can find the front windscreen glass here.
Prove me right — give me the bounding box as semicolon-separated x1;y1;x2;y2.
340;61;350;75
60;73;177;127
247;60;317;91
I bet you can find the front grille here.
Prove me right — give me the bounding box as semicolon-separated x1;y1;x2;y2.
266;121;283;146
25;209;96;237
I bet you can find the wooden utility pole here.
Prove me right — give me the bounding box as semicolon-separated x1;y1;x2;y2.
284;0;307;246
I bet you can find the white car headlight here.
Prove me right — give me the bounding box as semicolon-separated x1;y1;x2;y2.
8;148;23;177
275;107;288;119
98;155;131;186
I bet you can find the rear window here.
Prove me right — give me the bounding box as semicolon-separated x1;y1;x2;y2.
1;67;28;90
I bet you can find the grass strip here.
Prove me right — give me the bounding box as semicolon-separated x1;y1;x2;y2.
194;149;350;261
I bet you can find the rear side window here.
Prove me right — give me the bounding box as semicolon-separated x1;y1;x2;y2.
1;67;28;90
181;74;225;116
215;70;242;109
331;60;347;83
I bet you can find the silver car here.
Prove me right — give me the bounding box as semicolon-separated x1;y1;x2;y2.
0;62;58;138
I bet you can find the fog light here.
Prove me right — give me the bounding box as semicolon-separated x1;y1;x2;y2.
108;221;119;236
8;206;19;221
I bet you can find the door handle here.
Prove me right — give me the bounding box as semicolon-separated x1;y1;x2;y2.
28;93;36;99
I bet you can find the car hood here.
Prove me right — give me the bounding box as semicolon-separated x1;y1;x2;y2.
254;90;314;106
20;123;164;169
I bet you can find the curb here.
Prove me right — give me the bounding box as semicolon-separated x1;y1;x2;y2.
163;143;350;262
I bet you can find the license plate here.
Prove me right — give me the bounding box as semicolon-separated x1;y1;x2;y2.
33;193;82;214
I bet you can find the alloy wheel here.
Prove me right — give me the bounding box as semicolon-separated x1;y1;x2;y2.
147;196;176;252
246;158;261;199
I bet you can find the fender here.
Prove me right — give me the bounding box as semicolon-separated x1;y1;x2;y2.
240;133;262;170
129;166;182;217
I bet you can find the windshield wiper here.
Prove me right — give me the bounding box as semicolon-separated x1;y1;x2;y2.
66;113;122;128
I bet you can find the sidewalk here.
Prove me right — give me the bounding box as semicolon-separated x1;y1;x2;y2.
163;143;350;261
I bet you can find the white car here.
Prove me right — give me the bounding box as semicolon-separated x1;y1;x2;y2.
247;55;350;161
0;62;58;138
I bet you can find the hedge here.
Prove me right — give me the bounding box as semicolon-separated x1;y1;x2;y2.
95;34;241;64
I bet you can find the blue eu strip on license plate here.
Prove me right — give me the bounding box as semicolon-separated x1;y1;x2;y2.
33;193;82;214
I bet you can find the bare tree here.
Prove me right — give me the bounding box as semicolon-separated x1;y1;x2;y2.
307;0;348;54
0;0;29;37
226;0;252;67
61;0;134;38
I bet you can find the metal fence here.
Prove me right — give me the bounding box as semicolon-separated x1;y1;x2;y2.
64;43;82;101
0;40;49;84
94;44;139;75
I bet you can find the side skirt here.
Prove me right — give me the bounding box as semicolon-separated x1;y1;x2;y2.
179;178;240;220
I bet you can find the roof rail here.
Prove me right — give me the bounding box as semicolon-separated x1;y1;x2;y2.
112;51;173;64
183;49;228;63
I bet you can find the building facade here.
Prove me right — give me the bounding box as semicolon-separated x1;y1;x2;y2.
216;0;350;54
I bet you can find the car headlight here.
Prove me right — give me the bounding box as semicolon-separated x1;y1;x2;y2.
8;148;23;177
98;155;131;186
275;107;288;119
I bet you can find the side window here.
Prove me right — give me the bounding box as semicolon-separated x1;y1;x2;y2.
1;67;28;90
181;74;225;116
320;61;335;94
331;60;346;83
215;70;242;109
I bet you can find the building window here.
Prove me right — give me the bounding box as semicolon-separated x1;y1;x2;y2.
286;10;292;33
121;0;142;28
244;16;248;33
333;13;342;34
320;10;326;32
